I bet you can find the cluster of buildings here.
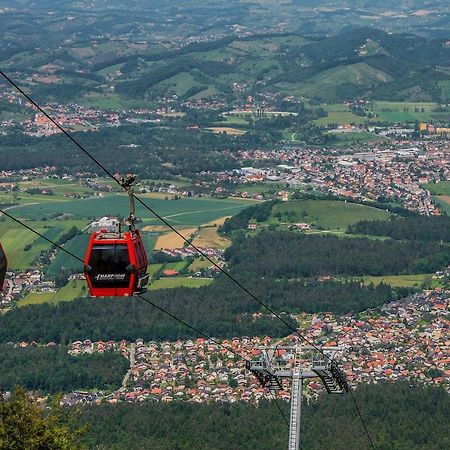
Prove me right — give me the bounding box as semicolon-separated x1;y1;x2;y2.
0;270;51;306
223;140;449;214
0;87;180;137
57;289;449;406
302;290;450;389
159;247;223;261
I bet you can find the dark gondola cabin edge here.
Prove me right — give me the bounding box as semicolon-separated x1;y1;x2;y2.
0;243;6;292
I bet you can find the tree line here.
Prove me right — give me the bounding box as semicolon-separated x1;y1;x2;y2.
225;231;450;278
77;383;450;450
0;345;127;393
0;273;410;344
221;200;278;233
348;216;450;243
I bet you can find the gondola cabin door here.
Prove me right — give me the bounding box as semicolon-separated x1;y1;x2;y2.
84;230;148;297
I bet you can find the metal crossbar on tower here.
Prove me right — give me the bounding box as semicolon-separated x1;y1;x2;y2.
246;345;349;450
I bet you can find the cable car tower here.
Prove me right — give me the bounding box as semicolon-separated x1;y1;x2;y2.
246;344;349;450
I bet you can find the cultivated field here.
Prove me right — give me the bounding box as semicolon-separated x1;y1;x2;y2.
188;258;216;272
331;131;386;144
11;195;252;226
422;182;450;214
272;200;390;230
155;227;198;250
46;235;91;275
204;127;246;136
17;280;87;306
0;219;86;270
423;181;450;196
192;226;231;249
362;274;439;288
148;277;212;290
315;111;365;126
371;101;443;122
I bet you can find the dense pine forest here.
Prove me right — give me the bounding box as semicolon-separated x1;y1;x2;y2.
1;229;432;343
0;345;127;393
225;231;450;277
0;275;411;344
77;383;450;450
348;216;450;243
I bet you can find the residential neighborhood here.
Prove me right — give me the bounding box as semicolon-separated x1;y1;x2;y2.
38;288;448;407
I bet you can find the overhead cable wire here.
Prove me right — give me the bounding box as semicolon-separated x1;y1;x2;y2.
0;69;319;355
349;389;377;449
0;208;289;428
270;391;290;427
0;71;376;449
0;208;84;263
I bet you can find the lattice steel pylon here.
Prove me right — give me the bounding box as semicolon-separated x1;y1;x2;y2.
246;344;349;450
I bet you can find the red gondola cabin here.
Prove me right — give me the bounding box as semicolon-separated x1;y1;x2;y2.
84;229;149;297
0;243;6;292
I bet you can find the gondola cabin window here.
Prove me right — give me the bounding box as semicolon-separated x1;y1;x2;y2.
88;244;131;289
84;230;148;297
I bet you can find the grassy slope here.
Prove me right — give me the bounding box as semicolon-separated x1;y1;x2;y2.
277;62;391;99
423;181;450;196
11;195;251;224
149;277;212;290
17;280;87;306
272;200;390;230
361;273;439;288
422;182;450;214
0;220;85;270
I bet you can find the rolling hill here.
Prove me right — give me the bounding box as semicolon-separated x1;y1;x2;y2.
4;25;449;104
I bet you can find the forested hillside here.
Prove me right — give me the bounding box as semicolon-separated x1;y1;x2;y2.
3;21;450;104
348;215;450;242
225;231;450;277
70;29;450;103
0;275;408;343
78;383;450;450
0;345;127;393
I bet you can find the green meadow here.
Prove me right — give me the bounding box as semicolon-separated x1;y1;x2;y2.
422;181;450;196
272;200;390;230
371;101;442;122
148;277;212;290
423;182;450;215
362;274;440;288
17;280;87;306
0;219;86;270
10;195;251;225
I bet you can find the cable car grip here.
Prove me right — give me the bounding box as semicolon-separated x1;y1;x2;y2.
120;175;137;232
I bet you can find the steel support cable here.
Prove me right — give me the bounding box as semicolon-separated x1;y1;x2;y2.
0;208;245;360
0;208;84;263
271;391;290;427
0;69;321;357
0;71;376;449
349;389;376;450
0;208;289;427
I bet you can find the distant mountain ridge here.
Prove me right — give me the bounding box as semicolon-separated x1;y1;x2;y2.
113;28;450;103
2;22;450;104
